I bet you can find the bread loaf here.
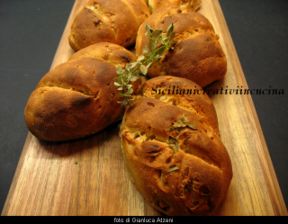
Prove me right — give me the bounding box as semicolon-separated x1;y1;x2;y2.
120;76;232;215
69;0;150;51
136;11;227;87
24;43;135;142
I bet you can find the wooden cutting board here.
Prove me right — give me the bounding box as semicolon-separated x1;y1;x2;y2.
2;0;287;216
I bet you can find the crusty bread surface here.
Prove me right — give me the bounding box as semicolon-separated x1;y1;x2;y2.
147;0;202;13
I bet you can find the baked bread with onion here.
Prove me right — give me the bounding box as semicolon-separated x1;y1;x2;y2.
24;43;135;142
120;76;232;215
69;0;150;51
136;10;227;87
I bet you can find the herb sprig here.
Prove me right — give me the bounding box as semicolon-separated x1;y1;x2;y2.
168;136;179;153
114;24;175;106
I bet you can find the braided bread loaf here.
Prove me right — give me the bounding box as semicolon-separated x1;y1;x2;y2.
136;10;227;87
24;43;135;142
69;0;150;51
120;76;232;215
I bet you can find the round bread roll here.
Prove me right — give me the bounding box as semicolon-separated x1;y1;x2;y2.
25;43;135;142
136;11;227;87
147;0;201;13
69;0;150;51
120;76;232;215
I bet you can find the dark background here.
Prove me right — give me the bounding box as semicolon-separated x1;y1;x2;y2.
0;0;287;212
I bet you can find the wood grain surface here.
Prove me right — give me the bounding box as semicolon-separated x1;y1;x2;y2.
2;0;287;216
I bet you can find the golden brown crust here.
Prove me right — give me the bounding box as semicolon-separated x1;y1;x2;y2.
136;11;227;87
69;0;150;51
142;76;219;132
25;58;123;142
120;76;232;215
69;42;136;66
147;0;202;13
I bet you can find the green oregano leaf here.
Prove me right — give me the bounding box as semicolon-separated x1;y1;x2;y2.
170;116;197;132
168;136;179;153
